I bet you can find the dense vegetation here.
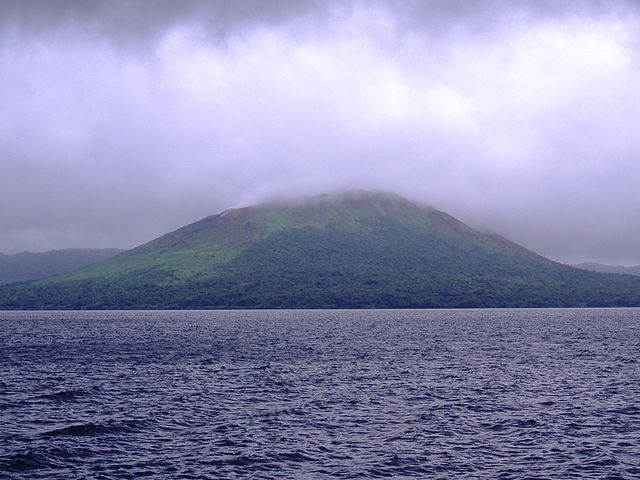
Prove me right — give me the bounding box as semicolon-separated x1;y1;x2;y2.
2;192;640;309
0;248;122;285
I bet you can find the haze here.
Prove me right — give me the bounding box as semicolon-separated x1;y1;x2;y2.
1;0;639;265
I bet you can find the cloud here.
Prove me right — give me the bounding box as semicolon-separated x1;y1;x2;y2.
0;0;639;264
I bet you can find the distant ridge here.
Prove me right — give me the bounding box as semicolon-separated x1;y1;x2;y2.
575;262;640;277
0;248;123;285
1;191;640;309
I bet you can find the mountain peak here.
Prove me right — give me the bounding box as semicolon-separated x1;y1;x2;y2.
3;191;640;309
233;190;418;211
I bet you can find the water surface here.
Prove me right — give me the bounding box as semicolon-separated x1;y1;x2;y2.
1;309;639;478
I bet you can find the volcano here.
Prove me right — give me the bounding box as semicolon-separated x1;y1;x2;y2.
2;191;640;309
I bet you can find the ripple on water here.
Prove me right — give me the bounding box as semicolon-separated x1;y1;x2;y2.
0;308;639;479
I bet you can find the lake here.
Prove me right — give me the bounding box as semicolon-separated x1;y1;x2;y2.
1;309;639;478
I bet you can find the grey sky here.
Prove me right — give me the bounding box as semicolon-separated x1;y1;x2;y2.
1;0;639;264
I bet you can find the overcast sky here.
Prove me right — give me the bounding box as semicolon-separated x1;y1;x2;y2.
1;0;639;264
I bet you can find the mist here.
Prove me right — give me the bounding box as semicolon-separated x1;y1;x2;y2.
1;0;639;264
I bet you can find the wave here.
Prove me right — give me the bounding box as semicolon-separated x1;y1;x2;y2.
0;446;87;473
41;418;148;437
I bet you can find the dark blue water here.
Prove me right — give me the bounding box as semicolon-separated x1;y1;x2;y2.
1;309;639;479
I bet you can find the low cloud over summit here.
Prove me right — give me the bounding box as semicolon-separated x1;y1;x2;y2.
1;0;639;264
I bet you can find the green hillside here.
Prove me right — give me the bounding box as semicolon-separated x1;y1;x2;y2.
2;191;640;309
